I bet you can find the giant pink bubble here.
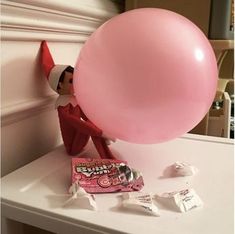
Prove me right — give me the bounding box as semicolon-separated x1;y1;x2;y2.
74;8;217;144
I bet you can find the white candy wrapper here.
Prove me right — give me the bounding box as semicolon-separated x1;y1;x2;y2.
64;181;97;210
171;162;198;177
122;192;160;216
156;188;203;212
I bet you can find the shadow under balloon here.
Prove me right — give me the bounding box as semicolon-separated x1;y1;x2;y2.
75;140;123;160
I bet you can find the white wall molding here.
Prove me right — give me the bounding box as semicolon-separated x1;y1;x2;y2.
1;30;89;42
1;95;58;126
1;0;121;42
8;0;121;20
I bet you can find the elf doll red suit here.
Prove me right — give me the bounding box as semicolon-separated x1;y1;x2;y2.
40;41;116;159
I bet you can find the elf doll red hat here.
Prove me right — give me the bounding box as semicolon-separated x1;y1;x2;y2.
41;40;70;92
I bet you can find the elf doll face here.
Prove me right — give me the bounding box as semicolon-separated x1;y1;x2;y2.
58;71;74;95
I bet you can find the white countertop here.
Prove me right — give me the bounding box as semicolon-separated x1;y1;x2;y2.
1;134;234;234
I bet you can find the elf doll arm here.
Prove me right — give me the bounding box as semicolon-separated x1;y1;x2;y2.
58;105;102;137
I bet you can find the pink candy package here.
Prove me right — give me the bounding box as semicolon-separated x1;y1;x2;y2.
71;158;144;193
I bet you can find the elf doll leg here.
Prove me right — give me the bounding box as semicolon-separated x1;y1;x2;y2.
91;136;116;159
69;133;90;156
61;126;89;155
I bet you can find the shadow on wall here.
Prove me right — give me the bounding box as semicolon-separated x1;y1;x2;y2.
1;48;54;105
1;107;61;177
1;44;62;177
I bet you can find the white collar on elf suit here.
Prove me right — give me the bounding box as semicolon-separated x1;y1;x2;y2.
55;95;78;109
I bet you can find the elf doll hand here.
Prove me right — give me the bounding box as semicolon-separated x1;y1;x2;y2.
102;133;116;145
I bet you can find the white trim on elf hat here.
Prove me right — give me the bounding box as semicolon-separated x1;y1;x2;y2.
41;41;70;92
48;64;70;91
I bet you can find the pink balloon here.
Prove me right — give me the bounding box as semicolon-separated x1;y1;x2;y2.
74;8;217;144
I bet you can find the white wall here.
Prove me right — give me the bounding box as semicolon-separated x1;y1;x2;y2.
1;0;122;176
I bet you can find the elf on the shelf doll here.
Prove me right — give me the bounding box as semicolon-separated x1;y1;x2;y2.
40;41;116;159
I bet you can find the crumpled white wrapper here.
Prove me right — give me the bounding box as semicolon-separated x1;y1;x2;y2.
170;162;198;177
156;188;203;213
63;181;97;210
122;192;160;216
